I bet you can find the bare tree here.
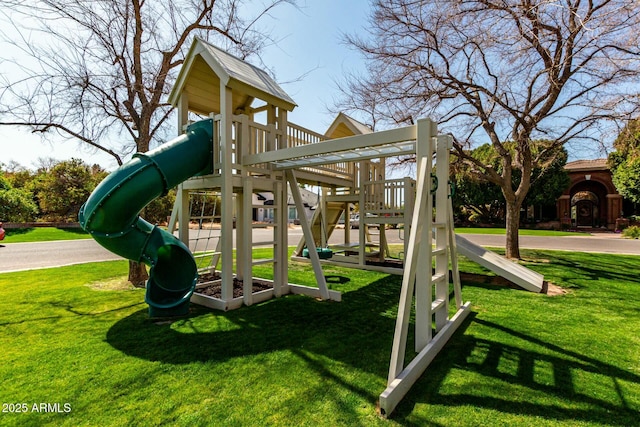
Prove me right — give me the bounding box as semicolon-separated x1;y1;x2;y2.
339;0;640;258
0;0;295;284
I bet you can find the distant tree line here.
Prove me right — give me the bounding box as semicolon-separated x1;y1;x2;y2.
452;141;570;225
0;159;174;224
609;119;640;210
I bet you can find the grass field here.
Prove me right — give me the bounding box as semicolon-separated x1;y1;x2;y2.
1;227;89;243
0;249;638;426
1;226;588;244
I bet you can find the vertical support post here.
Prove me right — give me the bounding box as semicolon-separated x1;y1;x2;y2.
173;93;190;247
358;160;367;266
178;187;190;248
434;135;450;331
378;160;387;261
320;187;328;248
178;92;189;132
274;106;288;296
276;108;289;149
448;184;463;310
267;105;277;151
241;179;253;306
236;191;244;279
344;202;351;246
414;118;436;351
286;170;329;300
274;179;288;297
239;114;250;168
220;83;234;302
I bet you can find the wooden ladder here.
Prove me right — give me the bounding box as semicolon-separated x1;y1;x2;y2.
379;131;470;417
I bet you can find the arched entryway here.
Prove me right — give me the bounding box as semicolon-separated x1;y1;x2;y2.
571;190;599;227
557;159;624;230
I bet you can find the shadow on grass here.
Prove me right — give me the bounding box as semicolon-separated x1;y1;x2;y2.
521;250;640;290
107;275;400;371
4;227;34;236
395;318;640;426
106;276;639;424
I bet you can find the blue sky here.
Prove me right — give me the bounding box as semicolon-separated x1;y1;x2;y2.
0;0;371;170
0;0;609;171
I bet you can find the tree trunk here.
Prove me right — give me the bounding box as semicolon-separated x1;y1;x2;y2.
505;200;521;259
128;204;149;287
128;260;148;288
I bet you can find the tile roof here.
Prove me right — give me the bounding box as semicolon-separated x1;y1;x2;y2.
565;159;608;171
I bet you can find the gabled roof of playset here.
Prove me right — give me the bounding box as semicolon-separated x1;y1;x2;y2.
325;112;373;138
168;37;296;115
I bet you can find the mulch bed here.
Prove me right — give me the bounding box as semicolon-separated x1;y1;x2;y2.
365;257;564;295
459;272;564;295
365;258;404;269
194;272;273;299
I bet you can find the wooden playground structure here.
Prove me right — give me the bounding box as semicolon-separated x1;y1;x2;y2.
163;38;543;416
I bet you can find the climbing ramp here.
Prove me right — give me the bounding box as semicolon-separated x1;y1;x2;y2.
455;234;544;292
294;200;347;255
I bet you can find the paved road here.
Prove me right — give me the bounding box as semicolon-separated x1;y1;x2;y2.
456;232;640;256
1;227;638;273
0;240;120;273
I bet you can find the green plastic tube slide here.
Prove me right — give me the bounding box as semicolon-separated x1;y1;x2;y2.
79;119;214;317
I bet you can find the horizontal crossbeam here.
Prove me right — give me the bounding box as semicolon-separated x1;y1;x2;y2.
242;125;417;167
272;141;415;170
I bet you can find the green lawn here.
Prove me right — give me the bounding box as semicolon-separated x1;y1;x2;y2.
0;226;588;244
1;227;89;243
0;250;638;426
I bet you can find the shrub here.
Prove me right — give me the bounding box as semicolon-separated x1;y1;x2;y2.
622;225;640;239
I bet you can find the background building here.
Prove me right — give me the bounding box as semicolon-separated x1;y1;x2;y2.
557;159;624;229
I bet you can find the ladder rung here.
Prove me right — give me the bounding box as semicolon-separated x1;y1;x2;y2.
432;222;447;228
431;273;447;284
431;298;446;311
252;258;274;266
432;247;446;256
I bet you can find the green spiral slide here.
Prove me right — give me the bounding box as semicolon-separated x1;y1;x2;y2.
79;119;214;317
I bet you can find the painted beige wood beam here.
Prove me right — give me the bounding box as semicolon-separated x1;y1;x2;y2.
241;178;253;306
243;126;416;166
379;302;472;417
219;84;234;301
414;119;436;352
285;170;330;300
387;157;431;383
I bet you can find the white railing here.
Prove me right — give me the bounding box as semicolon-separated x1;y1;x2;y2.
286;122;325;147
207;114;356;182
286;122;354;180
364;178;415;216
